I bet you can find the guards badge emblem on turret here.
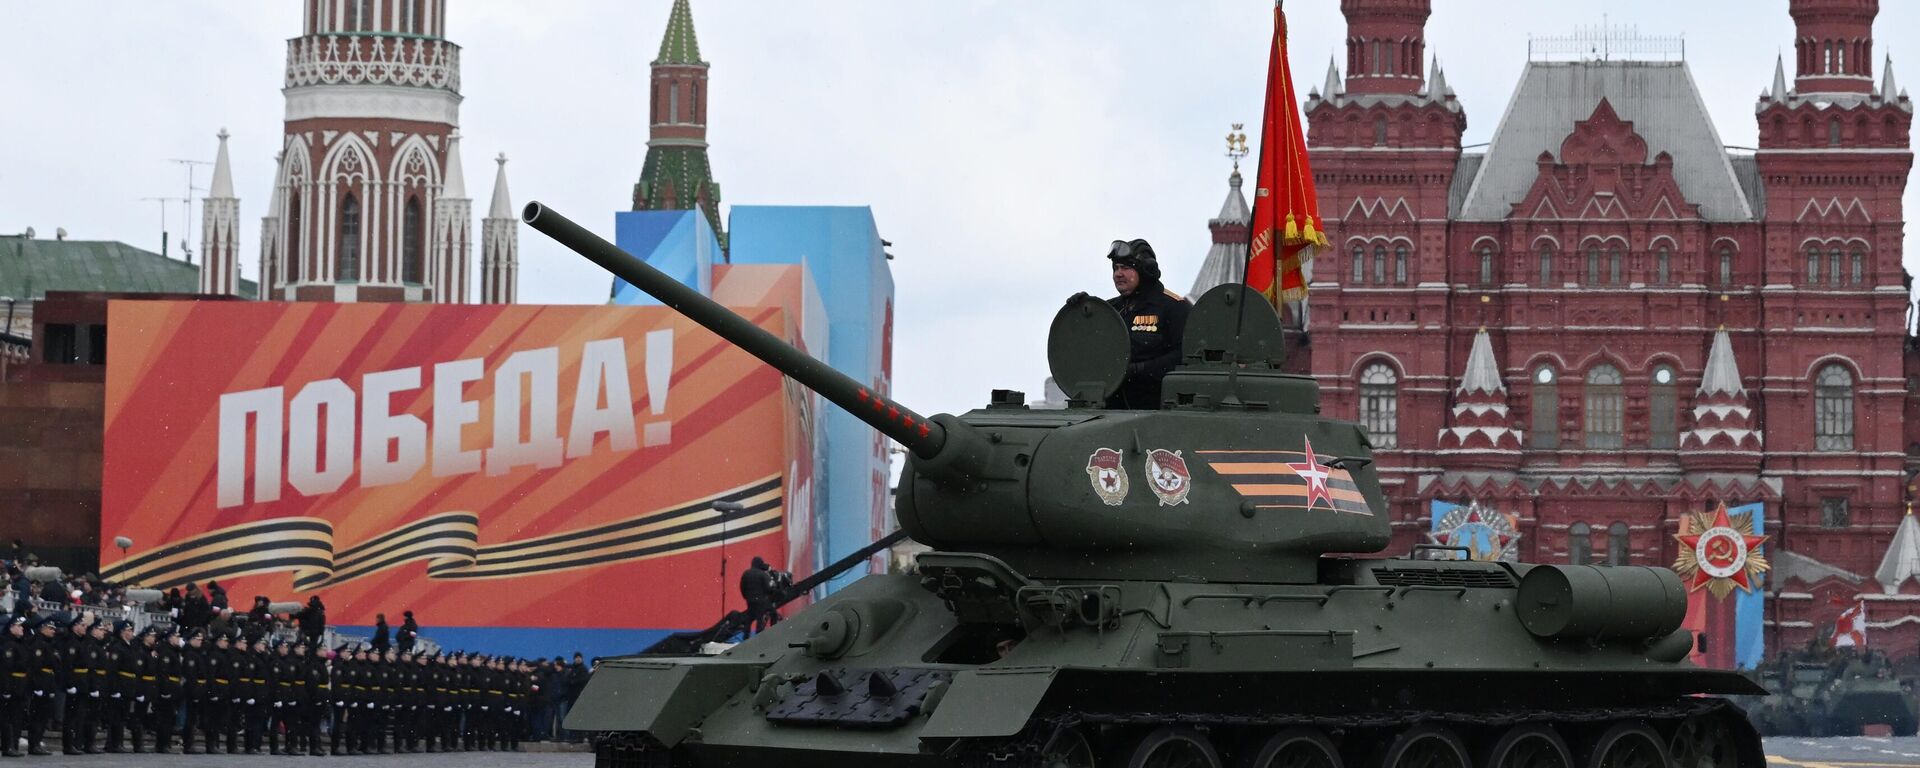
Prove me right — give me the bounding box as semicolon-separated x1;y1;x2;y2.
1144;449;1192;506
1086;448;1129;506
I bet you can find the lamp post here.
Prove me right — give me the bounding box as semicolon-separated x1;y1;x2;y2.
711;500;747;620
0;297;14;380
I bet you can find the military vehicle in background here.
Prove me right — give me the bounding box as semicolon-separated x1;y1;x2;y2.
1747;651;1917;737
527;201;1764;768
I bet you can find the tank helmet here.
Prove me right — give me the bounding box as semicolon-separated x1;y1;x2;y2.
1106;239;1162;284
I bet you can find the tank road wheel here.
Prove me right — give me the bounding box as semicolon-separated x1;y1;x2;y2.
1482;726;1574;768
1120;727;1224;768
1668;714;1739;768
1039;726;1099;768
1241;727;1342;768
1378;726;1470;768
1585;723;1669;768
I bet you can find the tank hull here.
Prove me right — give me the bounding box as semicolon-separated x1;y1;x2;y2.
571;569;1766;767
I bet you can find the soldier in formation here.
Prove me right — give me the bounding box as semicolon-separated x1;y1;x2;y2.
0;614;551;756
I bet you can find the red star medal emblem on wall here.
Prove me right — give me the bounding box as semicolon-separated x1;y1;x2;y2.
1284;437;1336;511
1673;502;1771;599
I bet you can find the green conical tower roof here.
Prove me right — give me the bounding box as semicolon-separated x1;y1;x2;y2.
654;0;704;65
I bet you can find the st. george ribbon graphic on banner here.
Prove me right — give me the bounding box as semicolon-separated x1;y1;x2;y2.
100;300;817;660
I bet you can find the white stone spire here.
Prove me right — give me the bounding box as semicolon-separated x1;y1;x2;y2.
1877;509;1920;594
209;128;235;199
1772;54;1789;102
1458;327;1504;394
1322;56;1342;101
431;131;473;303
1698;328;1745;397
1884;56;1900;102
199;128;240;296
259;152;286;299
488;152;513;219
442;130;468;199
481;153;519;305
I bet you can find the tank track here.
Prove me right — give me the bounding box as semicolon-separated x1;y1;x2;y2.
590;697;1745;768
953;697;1740;767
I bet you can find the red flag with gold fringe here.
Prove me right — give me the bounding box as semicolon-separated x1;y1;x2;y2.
1244;3;1327;306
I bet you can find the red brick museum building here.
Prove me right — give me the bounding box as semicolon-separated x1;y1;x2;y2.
1294;0;1915;650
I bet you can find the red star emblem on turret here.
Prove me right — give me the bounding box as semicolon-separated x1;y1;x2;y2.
1284;437;1336;510
1673;502;1770;595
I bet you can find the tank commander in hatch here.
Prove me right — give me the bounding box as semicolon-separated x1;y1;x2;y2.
1103;239;1190;409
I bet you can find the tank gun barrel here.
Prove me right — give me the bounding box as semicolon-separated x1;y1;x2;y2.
522;202;948;459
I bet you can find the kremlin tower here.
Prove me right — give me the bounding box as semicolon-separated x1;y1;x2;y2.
245;0;514;304
633;0;726;249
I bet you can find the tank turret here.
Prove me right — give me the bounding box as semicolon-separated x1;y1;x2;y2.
524;203;1386;583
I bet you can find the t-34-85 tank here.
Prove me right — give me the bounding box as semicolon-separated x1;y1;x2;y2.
524;202;1765;768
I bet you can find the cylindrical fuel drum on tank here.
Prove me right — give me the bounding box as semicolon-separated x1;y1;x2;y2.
1516;565;1687;640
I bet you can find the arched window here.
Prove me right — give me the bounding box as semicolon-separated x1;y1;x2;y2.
1650;364;1677;449
344;0;360;31
1531;366;1559;449
1373;245;1387;285
401;0;414;33
287;191;303;285
651;81;660;124
337;192;361;282
1655;244;1671;284
1718;245;1734;286
1373;117;1388;147
1852;245;1866;284
1815;363;1854;451
1478;245;1494;285
1829;247;1843;287
1585;244;1601;285
1393;244;1408;284
1830;119;1843;146
1537;244;1554;286
1608;243;1623;285
1584;364;1623;450
669;82;680;123
1350;244;1365;283
1807;243;1823;283
1359;362;1399;449
1824;41;1834;74
1569;522;1592;566
1371;40;1382;75
402;196;424;284
691;82;701;123
412;0;425;34
1608;522;1631;565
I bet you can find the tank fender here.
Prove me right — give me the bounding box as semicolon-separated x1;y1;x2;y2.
562;658;764;745
919;667;1057;740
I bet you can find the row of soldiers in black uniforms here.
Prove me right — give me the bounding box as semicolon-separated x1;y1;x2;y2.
0;610;543;755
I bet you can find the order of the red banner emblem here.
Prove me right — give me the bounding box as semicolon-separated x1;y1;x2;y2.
1144;449;1192;507
1673;502;1770;600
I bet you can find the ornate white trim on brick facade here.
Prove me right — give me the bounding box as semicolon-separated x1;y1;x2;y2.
285;35;461;92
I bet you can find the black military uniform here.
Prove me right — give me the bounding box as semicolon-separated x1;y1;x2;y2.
330;646;354;756
1;616;29;758
153;628;183;752
82;622;111;752
98;621;133;752
62;616;95;755
1102;239;1191;410
179;631;208;754
24;616;60;755
240;636;268;754
204;632;233;754
128;627;157;752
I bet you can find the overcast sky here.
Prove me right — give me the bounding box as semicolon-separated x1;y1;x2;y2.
3;1;1916;416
